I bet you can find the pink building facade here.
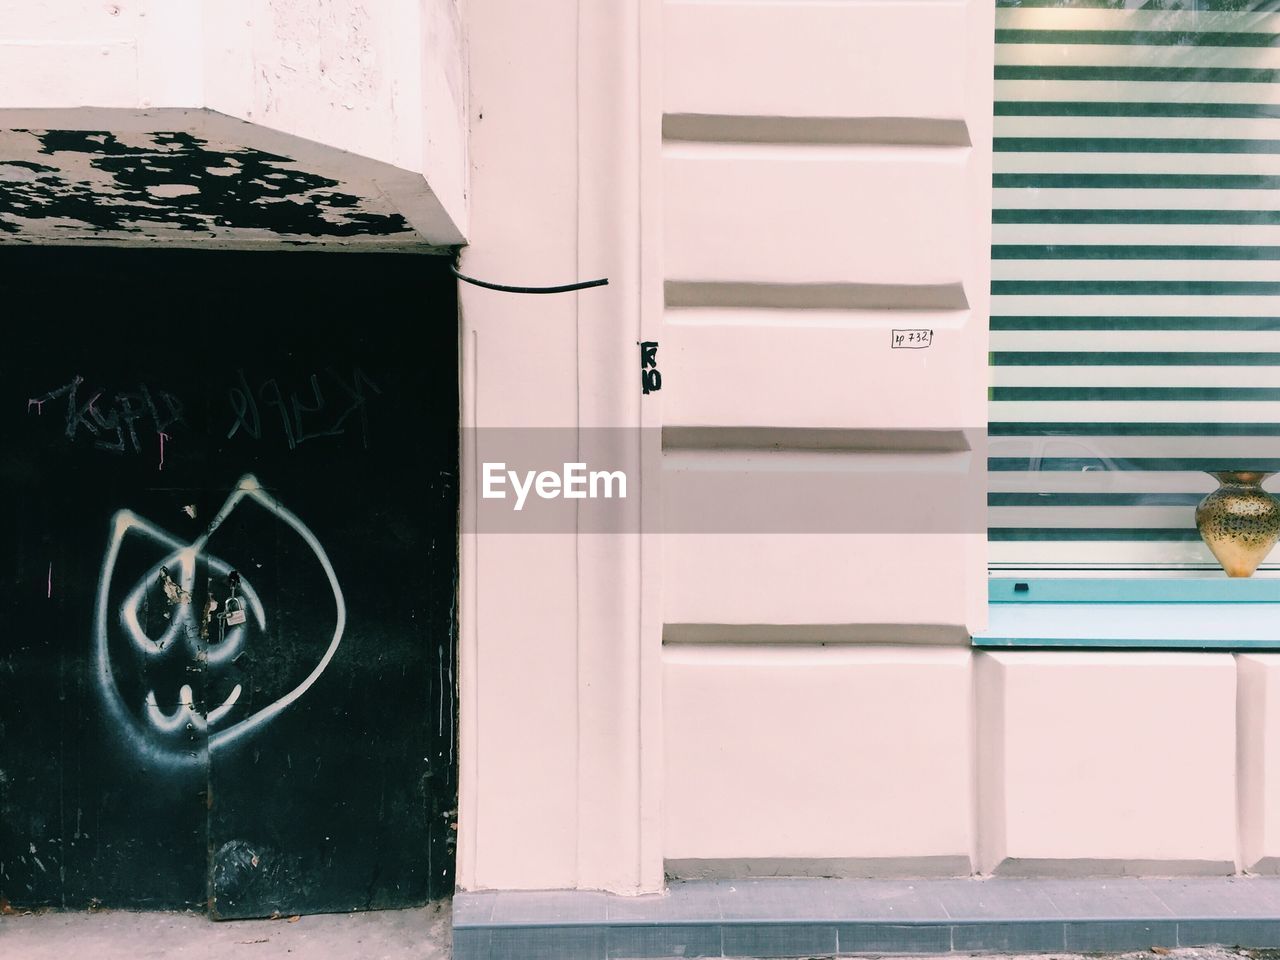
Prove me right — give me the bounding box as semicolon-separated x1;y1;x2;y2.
5;0;1280;945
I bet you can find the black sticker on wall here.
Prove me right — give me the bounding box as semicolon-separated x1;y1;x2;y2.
640;341;661;395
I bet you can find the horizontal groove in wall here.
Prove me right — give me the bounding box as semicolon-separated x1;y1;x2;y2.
663;644;974;667
665;280;970;311
662;141;971;162
663;114;972;147
663;449;975;473
662;426;973;453
663;623;970;645
664;307;971;329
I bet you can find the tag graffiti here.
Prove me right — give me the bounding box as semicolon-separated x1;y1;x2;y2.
226;367;382;450
26;375;186;459
640;340;661;395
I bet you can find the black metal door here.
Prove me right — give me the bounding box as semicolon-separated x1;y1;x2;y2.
0;247;458;917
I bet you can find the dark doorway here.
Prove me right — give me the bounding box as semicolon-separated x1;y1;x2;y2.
0;247;458;917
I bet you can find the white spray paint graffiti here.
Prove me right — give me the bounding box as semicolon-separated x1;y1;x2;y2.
93;474;346;767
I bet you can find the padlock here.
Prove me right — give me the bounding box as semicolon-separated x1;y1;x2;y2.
224;596;247;626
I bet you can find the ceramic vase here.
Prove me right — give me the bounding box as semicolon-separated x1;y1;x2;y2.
1195;471;1280;578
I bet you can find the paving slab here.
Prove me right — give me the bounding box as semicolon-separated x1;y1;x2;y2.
0;899;450;960
453;877;1280;959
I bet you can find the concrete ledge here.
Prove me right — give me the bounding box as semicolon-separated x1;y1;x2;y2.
993;859;1236;878
452;877;1280;959
666;856;973;881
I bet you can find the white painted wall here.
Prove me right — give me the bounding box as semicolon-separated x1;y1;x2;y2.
0;1;204;108
0;0;466;235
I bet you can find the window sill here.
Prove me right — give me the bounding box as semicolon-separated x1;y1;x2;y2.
975;578;1280;651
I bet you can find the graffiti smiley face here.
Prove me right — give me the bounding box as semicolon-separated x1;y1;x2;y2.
121;544;266;740
93;475;346;768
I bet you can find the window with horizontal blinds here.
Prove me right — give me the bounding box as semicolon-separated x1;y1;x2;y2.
990;0;1280;574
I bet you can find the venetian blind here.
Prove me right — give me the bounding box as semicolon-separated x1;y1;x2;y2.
990;0;1280;573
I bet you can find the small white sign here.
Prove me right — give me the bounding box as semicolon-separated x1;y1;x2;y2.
891;329;933;349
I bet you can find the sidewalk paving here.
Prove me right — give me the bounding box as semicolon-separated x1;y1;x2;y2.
2;904;1278;960
453;877;1280;959
0;899;450;960
0;910;1270;960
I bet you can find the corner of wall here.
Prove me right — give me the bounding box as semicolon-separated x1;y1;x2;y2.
974;651;1006;874
421;0;469;238
1237;653;1266;872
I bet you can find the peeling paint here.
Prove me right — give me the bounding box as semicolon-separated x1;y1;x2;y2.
158;566;191;607
0;129;411;240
